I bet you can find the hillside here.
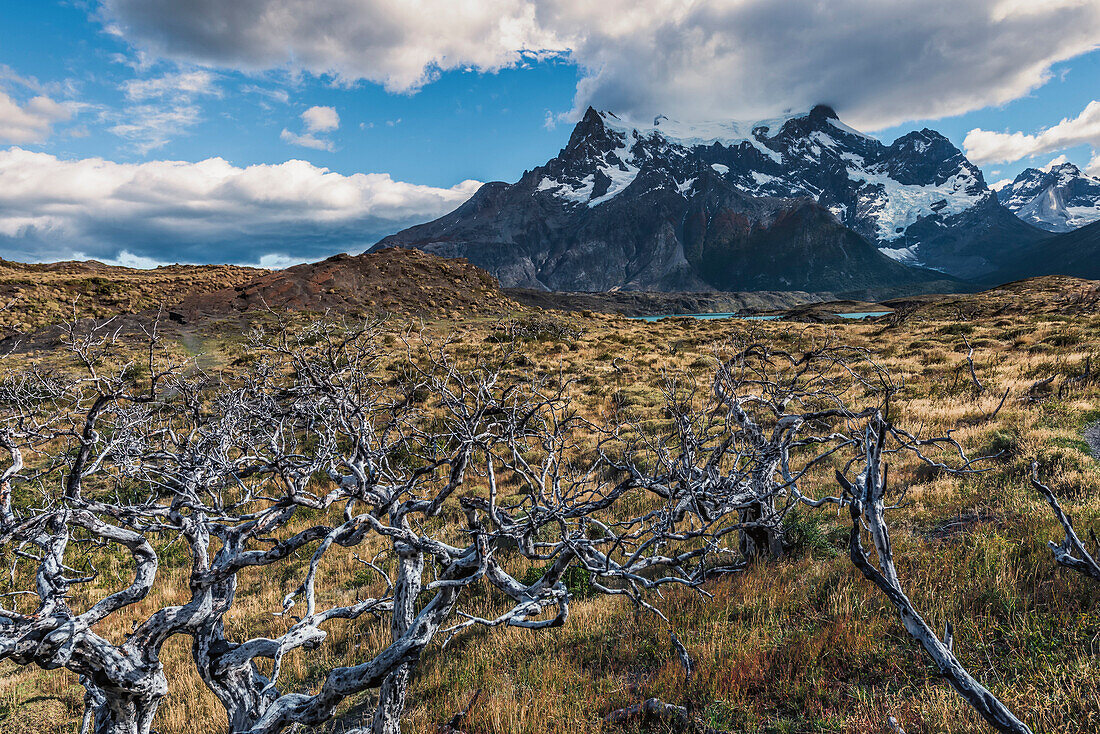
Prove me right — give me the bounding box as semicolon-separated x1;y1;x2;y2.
1;268;1098;734
990;218;1100;283
878;274;1100;322
0;259;264;334
176;247;512;320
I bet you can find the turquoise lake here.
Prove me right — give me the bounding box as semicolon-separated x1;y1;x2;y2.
631;311;891;322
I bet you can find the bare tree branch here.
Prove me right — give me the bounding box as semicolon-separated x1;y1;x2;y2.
1031;462;1100;581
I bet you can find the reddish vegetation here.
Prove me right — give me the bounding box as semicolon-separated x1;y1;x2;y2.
177;248;510;319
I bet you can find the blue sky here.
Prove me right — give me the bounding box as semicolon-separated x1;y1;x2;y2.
1;0;1098;267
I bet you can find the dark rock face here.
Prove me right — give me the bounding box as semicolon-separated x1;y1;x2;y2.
374;106;1043;291
998;162;1100;232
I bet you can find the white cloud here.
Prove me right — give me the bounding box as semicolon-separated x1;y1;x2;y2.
0;91;71;144
249;253;311;269
241;84;291;105
123;69;220;100
100;0;1100;130
1041;154;1071;171
109;69;222;152
963;100;1100;164
1088;152;1100;177
69;249;172;269
302;105;339;133
0;147;481;264
62;249;310;270
282;106;341;150
280;128;334;151
110;105;202;153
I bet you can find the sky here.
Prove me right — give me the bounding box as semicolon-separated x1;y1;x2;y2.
1;0;1099;268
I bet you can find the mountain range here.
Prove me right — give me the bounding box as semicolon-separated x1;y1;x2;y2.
373;106;1097;294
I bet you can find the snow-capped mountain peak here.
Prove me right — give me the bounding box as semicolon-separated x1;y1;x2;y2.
998;162;1100;232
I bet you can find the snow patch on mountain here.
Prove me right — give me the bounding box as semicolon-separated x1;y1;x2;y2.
878;243;922;264
1066;205;1100;226
539;175;595;203
588;159;641;207
828;117;875;141
848;166;984;241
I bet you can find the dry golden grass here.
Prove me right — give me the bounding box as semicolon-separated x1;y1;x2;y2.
2;278;1099;733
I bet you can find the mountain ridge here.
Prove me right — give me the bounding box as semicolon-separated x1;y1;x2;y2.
992;217;1100;282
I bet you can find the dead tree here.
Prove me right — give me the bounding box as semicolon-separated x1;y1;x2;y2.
221;322;768;734
0;319;1037;734
1031;463;1100;581
962;335;985;394
836;421;1032;734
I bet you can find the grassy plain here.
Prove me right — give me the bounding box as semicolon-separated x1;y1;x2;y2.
1;275;1099;734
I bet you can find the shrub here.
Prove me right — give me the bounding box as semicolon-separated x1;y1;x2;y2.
520;563;593;599
782;509;840;558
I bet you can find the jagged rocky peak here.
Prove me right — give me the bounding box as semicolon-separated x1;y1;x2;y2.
881;129;985;188
562;107;625;157
998;161;1100;232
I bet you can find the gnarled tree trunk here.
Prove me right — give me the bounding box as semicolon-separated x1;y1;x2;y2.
193;621;274;733
82;668;167;734
372;542;425;734
737;499;784;559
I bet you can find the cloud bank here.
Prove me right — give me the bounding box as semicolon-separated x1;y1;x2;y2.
100;0;1100;129
0;147;480;265
100;0;560;93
